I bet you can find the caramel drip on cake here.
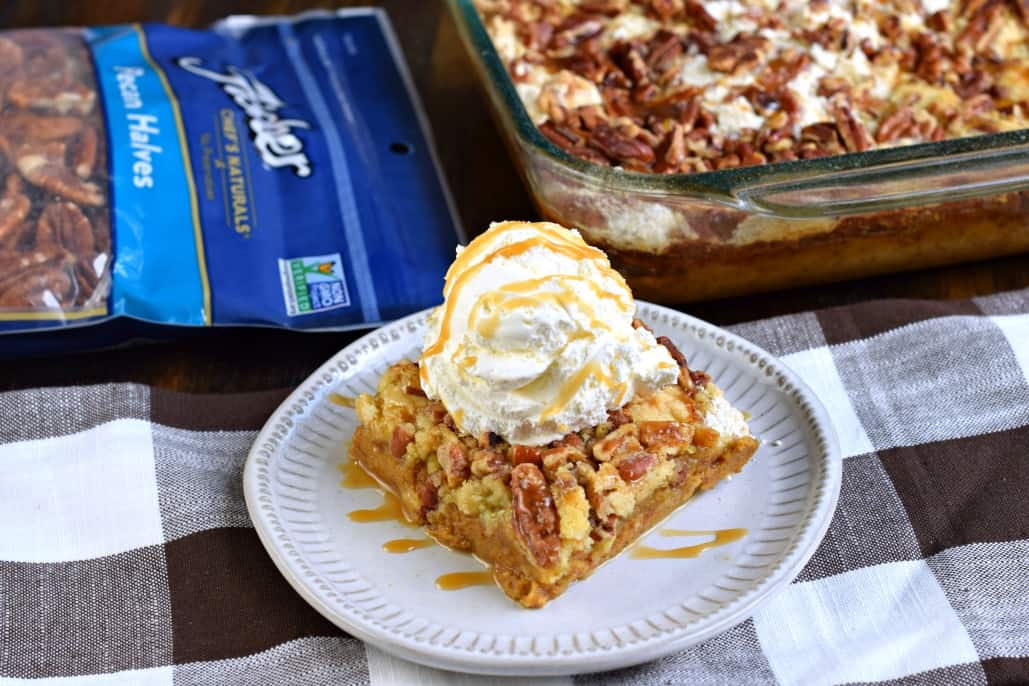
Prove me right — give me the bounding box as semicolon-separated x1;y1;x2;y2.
630;528;747;560
435;570;494;590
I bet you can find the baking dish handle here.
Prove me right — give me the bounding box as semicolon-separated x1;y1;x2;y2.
734;142;1029;218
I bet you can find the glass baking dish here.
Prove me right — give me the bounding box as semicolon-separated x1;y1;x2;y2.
447;0;1029;302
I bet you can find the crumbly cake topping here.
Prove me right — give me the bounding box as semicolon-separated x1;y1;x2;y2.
354;335;749;569
476;0;1029;172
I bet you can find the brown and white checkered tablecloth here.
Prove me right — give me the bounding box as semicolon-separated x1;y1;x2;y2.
1;289;1027;685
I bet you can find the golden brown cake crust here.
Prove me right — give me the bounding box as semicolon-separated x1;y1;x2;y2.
350;336;758;608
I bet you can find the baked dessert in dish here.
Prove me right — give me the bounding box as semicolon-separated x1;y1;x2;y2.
476;0;1029;172
351;220;758;608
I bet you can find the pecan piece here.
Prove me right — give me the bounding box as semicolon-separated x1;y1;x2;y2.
616;451;658;482
511;444;544;466
684;0;717;31
389;423;415;459
437;440;470;487
70;126;98;179
7;77;95;116
0;111;83;142
416;466;440;518
588;123;656;164
17;146;105;207
639;421;694;451
0;175;30;247
0;263;75;309
511;463;561;567
37;202;94;256
470;448;511;481
607;407;632;427
832;102;872;153
592;424;643;462
0;36;24;75
656;335;694;390
875;107;915;143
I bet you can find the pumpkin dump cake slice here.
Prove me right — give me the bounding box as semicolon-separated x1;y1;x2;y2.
350;221;757;608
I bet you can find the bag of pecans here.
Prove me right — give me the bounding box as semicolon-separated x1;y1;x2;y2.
0;11;460;353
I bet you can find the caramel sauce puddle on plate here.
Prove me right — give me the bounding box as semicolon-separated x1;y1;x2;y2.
347;491;417;526
631;527;747;560
435;570;493;590
338;458;378;490
328;393;356;408
383;538;433;554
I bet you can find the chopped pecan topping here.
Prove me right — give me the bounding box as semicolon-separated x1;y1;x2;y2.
479;0;1028;171
511;444;544;466
470;448;511;480
832;102;872;153
639;421;693;451
390;423;415;459
615;451;658;482
437;440;470;487
591;424;643;462
511;463;561;567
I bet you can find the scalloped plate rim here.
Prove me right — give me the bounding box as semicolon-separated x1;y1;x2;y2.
243;302;842;676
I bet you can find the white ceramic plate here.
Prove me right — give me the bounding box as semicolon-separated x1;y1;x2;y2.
243;302;841;676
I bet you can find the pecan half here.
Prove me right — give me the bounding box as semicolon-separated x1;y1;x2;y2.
876;107;915;143
7;77;95;116
511;463;561;567
0;111;83;142
36;202;94;255
17;146;104;207
0;262;75;309
832;102;872;153
588;122;656;164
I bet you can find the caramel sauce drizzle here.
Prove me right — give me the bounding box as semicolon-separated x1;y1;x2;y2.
347;491;416;527
631;527;747;560
420;222;629;387
328;392;356;408
338;459;378;490
435;570;494;590
469;274;628;340
383;538;433;553
541;360;627;420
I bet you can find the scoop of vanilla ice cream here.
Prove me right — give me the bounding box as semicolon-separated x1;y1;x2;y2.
420;221;677;446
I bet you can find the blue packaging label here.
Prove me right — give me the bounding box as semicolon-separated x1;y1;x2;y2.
0;10;460;342
88;24;210;325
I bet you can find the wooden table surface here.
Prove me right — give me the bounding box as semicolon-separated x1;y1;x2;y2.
0;0;1026;393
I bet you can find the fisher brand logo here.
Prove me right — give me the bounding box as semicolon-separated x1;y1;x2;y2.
175;57;313;177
